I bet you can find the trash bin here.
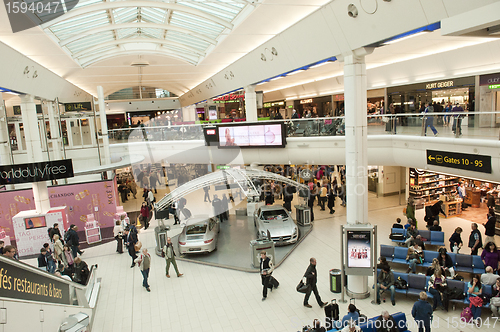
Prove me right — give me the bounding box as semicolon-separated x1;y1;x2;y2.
330;269;342;293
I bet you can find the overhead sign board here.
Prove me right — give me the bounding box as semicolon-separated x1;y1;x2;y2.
0;257;70;304
489;84;500;89
426;150;491;174
0;159;74;185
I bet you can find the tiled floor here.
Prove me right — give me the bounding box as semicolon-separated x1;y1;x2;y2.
23;188;497;332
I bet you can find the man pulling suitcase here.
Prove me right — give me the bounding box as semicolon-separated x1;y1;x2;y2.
260;251;278;301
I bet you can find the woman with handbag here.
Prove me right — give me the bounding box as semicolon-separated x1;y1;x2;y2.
468;275;483;325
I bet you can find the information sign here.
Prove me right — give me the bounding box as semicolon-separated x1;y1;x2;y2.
426;150;491;174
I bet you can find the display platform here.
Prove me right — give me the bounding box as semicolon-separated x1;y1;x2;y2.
171;215;312;272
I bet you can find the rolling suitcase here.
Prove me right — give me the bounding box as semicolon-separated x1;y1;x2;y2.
267;275;279;289
324;299;339;328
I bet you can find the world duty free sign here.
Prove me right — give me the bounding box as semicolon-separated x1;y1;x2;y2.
0;159;74;185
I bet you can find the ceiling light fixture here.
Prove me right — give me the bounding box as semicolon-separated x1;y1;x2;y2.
287;69;305;76
383;31;429;45
270;76;285;81
309;62;330;69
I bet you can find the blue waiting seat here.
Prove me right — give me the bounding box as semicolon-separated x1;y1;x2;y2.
418;230;431;244
392;272;409;295
392;247;409;265
447;279;467;307
357;312;409;332
448;252;457;266
430;231;445;246
407;274;427;297
423;251;439;267
472;255;485;274
390;228;406;244
455;254;473;273
380;245;395;262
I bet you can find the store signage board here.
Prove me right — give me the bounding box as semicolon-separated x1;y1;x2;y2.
489;84;500;89
300;99;313;104
426;150;491;174
480;73;500;86
425;80;454;90
0;257;70;304
0;159;74;185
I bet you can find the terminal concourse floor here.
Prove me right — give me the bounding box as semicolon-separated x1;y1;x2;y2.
22;189;495;332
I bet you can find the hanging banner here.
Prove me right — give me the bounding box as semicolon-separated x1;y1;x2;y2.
0;159;74;185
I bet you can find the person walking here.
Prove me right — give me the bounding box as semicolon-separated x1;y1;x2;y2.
483;209;497;245
411;292;433;332
149;172;159;194
113;220;123;253
259;250;275;301
124;228;138;268
67;225;83;258
468;223;483;255
423;102;438;137
203;186;211;202
163;237;183;278
221;194;229;222
212;195;224;222
303;257;327;308
140;202;150;230
319;184;327;211
135;248;151;292
327;182;336;214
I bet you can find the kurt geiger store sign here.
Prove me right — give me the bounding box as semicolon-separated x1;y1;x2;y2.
0;159;74;185
425;80;454;90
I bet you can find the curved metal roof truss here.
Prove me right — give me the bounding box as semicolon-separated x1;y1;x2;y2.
35;0;258;67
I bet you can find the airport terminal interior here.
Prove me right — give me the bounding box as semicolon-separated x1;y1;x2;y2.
1;0;500;331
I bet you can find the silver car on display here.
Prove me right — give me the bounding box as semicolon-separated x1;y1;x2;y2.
254;205;299;246
178;216;220;254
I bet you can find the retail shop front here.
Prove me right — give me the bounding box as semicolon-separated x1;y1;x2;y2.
409;168;500;235
388;76;475;127
478;72;500;128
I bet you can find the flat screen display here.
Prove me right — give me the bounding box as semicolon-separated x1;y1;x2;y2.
24;216;46;230
347;230;371;268
218;123;285;148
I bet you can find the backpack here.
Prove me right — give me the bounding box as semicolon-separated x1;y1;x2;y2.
394;277;408;290
47;227;53;239
389;233;405;241
460;306;473;323
64;231;71;245
446;286;465;300
453;275;464;281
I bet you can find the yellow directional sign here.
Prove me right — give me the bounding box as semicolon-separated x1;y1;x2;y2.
426;150;491;174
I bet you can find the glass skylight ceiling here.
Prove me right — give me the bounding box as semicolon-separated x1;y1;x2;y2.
38;0;259;68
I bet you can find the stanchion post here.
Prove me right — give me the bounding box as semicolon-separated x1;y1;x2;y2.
371;225;378;305
340;224;347;303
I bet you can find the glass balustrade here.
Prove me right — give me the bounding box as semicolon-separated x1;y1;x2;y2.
107;111;500;144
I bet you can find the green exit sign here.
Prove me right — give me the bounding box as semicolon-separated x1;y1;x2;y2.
217;165;230;170
489;84;500;89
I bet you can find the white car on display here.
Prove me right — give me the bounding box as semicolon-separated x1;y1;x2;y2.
178;216;220;254
254;205;299;246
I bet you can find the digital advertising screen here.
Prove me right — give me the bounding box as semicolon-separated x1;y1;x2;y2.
24;216;47;230
218;123;285;148
346;230;371;268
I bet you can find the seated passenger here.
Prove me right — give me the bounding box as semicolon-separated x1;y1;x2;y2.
438;248;455;278
376;266;396;305
481;266;498;286
468;274;483;325
429;220;442;232
341;304;359;327
377;257;390;271
374;311;398;332
341;320;361;332
392;218;404;229
406;242;423;274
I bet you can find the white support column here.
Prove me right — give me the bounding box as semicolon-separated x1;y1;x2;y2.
97;86;111;165
46;101;63;161
244;85;258;122
21;94;50;213
343;49;372;298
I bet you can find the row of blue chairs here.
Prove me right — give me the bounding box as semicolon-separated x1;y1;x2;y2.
376;269;494;309
390;228;445;246
380;244;486;274
327;311;409;332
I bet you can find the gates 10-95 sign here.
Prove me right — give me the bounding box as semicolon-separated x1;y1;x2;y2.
426;150;491;174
